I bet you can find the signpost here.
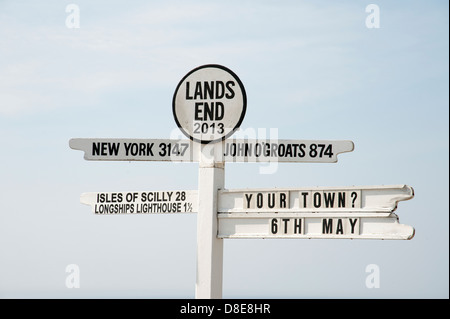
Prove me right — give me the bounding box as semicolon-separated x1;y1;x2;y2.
81;190;198;214
69;138;195;162
218;185;414;213
172;64;247;144
217;185;414;240
218;213;414;240
70;64;415;299
69;138;354;163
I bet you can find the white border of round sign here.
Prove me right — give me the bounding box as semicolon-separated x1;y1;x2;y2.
172;64;247;144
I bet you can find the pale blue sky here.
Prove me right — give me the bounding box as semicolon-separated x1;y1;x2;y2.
0;0;448;298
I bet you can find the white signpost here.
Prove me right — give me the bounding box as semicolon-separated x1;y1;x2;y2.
69;138;195;162
172;64;247;144
217;185;414;240
80;190;198;214
70;64;415;299
218;185;414;213
69;138;354;163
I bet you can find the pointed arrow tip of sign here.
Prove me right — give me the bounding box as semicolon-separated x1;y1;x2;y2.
69;138;80;150
349;141;355;151
79;193;91;205
402;185;415;200
409;186;415;198
408;227;416;240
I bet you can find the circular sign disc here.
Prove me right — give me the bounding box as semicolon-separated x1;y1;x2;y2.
172;64;247;144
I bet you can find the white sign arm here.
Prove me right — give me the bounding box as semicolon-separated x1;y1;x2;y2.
69;138;197;162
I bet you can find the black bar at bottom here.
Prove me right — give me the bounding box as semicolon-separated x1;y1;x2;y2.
0;299;444;318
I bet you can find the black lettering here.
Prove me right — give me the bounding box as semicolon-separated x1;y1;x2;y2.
194;101;224;121
139;143;146;156
147;143;154;156
285;144;293;157
351;192;358;208
301;192;308;208
282;219;290;234
215;101;224;120
194;102;203;120
298;144;306;157
223;143;229;156
323;219;333;234
271;143;278;157
130;143;137;156
338;192;346;208
336;219;344;234
244;143;251;156
103;193;121;203
255;143;261;157
234;142;244;157
324;144;334;158
264;143;270;156
318;144;326;157
225;81;235;99
268;193;275;208
313;192;321;208
108;143;120;156
101;142;107;155
349;218;358;234
235;143;244;156
256;193;263;208
244;194;252;208
185;82;193;100
323;192;335;208
92;142;100;156
204;81;214;99
229;143;236;156
194;81;203;99
278;143;285;156
280;193;287;208
294;219;302;234
124;143;130;156
204;102;214;120
215;81;225;99
271;218;278;234
292;144;299;157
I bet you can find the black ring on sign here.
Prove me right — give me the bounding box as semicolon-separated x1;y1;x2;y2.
172;64;247;144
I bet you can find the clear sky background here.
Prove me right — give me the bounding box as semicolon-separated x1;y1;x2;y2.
0;0;448;298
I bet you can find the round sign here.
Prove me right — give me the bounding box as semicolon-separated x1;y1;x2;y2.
172;64;247;144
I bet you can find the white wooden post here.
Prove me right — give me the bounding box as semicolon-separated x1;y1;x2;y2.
195;143;224;299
